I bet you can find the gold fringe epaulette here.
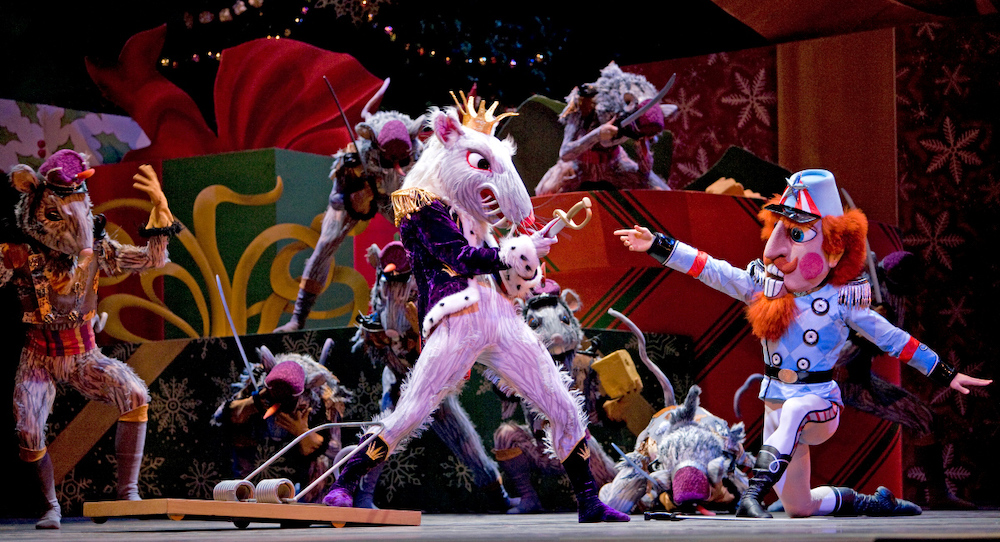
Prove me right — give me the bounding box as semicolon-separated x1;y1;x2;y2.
838;277;872;309
391;187;441;226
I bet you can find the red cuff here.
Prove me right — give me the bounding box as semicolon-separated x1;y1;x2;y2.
898;336;920;362
687;251;708;277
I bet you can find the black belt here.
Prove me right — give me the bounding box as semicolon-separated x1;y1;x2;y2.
765;366;834;384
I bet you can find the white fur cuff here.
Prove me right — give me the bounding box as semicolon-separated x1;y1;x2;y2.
422;279;481;336
498;235;542;299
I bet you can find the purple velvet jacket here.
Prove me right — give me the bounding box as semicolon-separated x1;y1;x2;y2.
398;199;508;330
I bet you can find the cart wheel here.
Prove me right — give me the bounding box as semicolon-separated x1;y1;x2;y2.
168;514;184;521
233;519;250;529
91;517;108;524
331;521;346;528
280;520;311;529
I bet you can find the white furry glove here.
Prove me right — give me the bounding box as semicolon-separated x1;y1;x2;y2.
499;235;544;299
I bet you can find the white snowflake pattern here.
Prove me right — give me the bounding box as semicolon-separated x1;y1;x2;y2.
57;469;93;508
720;68;776;128
672;87;704;131
935;65;970;97
903;211;964;270
440;455;476;492
381;445;423;502
919;117;981;185
211;359;244;396
281;331;324;359
150;377;202;434
251;440;297;481
180;459;221;499
346;372;382;419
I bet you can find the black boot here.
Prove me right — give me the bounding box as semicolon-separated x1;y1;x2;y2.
830;486;922;516
562;439;630;523
323;435;389;508
736;444;790;518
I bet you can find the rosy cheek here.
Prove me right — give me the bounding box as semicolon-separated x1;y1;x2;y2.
799;252;826;280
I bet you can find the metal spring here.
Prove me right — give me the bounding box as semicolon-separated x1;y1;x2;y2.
213;479;255;502
255;478;296;504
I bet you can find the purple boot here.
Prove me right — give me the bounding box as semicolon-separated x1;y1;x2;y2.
323;435;389;507
562;439;631;523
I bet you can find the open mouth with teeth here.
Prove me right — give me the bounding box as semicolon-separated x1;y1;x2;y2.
763;263;786;298
480;188;506;227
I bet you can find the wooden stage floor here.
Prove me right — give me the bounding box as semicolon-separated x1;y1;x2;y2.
3;510;999;541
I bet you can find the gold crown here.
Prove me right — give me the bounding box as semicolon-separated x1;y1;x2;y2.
449;91;517;136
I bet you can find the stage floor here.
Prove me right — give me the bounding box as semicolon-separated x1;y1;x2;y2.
3;511;999;541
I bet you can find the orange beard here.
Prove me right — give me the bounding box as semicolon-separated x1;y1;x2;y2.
746;292;799;342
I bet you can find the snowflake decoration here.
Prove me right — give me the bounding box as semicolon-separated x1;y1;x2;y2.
706;52;730;66
919;117;981;185
281;331;324;359
980;175;1000;207
440;455;476;493
676;146;711;180
720;68;776;128
346;372;382;419
915;23;944;41
671;87;704;131
932;360;988;416
935;65;970;97
910;102;931;124
150;377;202;434
57;469;93;508
250;440;296;480
211;359;245;397
939;296;972;327
180;459;221;499
381;445;423;502
101;453;165;498
902;211;964;270
987;32;1000;55
907;443;971;501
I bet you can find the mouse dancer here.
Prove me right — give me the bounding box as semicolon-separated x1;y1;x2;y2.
3;150;179;529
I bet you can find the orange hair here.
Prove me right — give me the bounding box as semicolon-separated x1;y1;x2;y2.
758;197;869;286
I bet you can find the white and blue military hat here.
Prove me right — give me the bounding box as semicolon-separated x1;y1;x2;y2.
763;169;844;223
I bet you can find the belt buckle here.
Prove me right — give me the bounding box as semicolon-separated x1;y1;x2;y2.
777;368;799;384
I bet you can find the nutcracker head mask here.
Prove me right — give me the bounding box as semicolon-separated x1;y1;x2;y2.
747;170;868;341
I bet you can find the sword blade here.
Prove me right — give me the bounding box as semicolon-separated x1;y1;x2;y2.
619;72;676;128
